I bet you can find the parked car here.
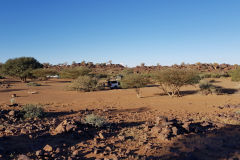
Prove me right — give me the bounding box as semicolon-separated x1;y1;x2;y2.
107;80;120;89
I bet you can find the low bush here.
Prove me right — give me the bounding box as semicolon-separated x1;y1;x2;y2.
210;73;221;78
21;104;44;119
60;67;91;79
229;68;240;81
199;80;220;95
68;75;98;92
10;98;16;105
199;72;230;79
153;69;200;97
199;73;212;79
120;68;134;76
85;114;106;127
121;74;149;98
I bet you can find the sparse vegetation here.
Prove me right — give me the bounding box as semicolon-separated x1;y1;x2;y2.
229;68;240;81
121;74;149;98
21;104;44;119
68;75;98;92
199;80;220;95
153;69;200;97
32;68;58;80
199;72;229;79
85;114;106;127
10;98;16;105
59;67;91;79
120;68;134;76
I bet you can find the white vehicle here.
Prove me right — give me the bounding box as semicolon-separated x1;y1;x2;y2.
107;80;120;89
47;75;60;78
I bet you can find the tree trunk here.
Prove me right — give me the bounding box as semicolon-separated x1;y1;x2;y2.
135;88;142;98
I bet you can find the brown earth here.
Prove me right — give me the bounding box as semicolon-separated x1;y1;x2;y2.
0;78;240;159
1;78;240;112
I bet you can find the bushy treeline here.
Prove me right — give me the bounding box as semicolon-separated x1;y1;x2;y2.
1;57;240;97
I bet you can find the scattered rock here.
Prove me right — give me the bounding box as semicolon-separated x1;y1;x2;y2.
36;150;43;156
20;128;28;134
8;110;15;116
99;132;105;139
66;124;77;132
18;155;30;160
72;150;79;156
43;144;53;152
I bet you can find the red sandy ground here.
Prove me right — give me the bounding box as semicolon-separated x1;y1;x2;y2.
1;78;240;114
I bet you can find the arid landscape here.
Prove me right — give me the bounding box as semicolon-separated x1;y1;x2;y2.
1;72;240;159
1;1;240;159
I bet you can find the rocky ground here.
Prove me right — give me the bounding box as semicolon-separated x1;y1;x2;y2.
0;104;240;160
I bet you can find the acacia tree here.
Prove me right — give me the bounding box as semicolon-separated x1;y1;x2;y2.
1;57;43;82
31;68;58;80
121;74;149;98
153;68;200;97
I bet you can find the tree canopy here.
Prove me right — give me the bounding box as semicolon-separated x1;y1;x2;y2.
1;57;43;81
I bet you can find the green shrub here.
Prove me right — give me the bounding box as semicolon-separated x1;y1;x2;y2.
27;82;41;86
32;68;58;80
199;80;213;90
199;73;212;79
120;68;134;76
199;80;220;95
10;98;16;105
210;73;221;78
121;74;149;98
85;114;106;127
68;75;98;92
199;72;229;79
59;67;91;79
22;104;44;119
153;69;200;97
229;68;240;81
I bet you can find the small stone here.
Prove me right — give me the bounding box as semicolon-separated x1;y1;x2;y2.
0;125;5;131
55;147;61;153
151;126;162;135
66;124;77;132
72;150;79;156
43;144;53;152
36;150;43;156
8;110;15;116
156;116;168;125
18;155;30;160
99;132;105;139
53;123;65;135
94;149;99;154
21;128;28;134
70;146;76;151
118;135;125;141
106;146;111;151
172;127;178;136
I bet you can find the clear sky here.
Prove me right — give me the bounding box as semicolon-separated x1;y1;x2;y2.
0;0;240;66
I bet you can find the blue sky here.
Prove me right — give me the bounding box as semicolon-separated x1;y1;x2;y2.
0;0;240;66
